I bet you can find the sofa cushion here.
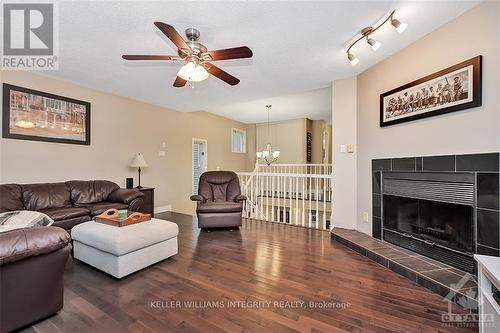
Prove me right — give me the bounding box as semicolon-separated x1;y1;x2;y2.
53;215;91;230
71;219;178;256
22;183;71;211
39;207;90;221
0;184;23;213
77;202;128;216
0;226;70;266
196;202;242;213
107;188;144;204
66;180;120;204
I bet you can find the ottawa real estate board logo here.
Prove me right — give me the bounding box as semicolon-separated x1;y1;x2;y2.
1;2;59;70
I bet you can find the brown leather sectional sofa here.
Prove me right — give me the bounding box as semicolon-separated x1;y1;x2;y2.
0;227;71;332
0;180;144;230
0;180;143;332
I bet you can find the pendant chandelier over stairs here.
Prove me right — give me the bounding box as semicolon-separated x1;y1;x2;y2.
256;105;280;165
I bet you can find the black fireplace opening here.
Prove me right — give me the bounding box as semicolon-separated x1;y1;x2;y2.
383;195;474;254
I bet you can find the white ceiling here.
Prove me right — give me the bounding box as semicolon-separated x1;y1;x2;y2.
40;0;481;123
213;87;332;124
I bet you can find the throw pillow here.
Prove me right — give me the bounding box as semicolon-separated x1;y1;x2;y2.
0;211;54;233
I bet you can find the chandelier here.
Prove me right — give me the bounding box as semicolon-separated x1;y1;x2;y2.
256;105;280;165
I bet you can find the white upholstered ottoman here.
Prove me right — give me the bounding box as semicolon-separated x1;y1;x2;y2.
71;218;178;278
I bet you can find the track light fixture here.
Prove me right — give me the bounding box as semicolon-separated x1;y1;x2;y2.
346;9;407;66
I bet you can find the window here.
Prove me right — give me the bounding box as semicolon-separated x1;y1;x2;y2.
231;128;246;153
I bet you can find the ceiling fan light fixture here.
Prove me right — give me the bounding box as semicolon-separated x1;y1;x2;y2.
367;38;381;52
347;53;359;66
391;18;408;34
177;61;209;82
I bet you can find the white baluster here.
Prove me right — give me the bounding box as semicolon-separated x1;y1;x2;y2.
289;174;292;225
265;174;269;220
308;175;312;228
301;176;305;226
283;173;287;224
277;172;281;223
271;174;275;222
315;176;319;229
295;175;299;225
323;176;327;230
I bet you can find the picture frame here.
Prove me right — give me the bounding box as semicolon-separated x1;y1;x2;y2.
380;56;482;127
2;83;91;145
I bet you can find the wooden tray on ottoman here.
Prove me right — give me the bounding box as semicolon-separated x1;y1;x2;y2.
95;209;151;227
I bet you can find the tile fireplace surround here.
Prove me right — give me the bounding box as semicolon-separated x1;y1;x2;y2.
372;152;500;258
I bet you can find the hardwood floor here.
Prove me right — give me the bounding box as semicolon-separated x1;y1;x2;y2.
23;212;477;333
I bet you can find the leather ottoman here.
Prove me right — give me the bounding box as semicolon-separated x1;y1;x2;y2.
71;218;178;278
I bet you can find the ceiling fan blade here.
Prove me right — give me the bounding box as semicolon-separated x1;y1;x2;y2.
202;63;240;86
122;55;182;61
173;76;187;87
154;22;190;53
201;46;253;61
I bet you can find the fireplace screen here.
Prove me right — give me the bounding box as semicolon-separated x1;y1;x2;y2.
383;195;473;253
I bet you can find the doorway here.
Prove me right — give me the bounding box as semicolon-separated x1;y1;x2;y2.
192;139;207;194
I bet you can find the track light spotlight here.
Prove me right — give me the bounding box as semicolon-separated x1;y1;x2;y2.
391;18;408;34
347;53;359;66
367;38;381;52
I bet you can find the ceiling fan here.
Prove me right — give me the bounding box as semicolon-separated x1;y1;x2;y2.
122;22;253;87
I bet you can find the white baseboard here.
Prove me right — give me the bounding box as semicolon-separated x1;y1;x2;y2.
154;205;172;214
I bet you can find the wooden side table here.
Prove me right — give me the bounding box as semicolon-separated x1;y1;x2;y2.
137;187;155;217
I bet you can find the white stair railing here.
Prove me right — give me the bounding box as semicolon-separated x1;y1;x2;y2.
239;163;268;221
259;163;332;175
238;163;333;230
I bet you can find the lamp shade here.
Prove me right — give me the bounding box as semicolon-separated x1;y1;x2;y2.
177;62;209;82
130;153;148;168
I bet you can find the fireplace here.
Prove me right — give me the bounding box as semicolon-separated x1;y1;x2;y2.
372;153;500;275
382;172;475;272
383;196;473;253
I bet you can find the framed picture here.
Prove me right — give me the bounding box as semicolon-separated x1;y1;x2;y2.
380;56;482;127
2;83;90;145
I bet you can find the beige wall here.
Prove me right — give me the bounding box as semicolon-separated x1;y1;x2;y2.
245;124;257;170
0;71;253;214
256;118;307;164
255;118;331;165
355;1;500;234
332;77;357;229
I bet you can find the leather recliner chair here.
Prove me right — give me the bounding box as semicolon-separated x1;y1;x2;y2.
190;171;246;228
0;226;71;332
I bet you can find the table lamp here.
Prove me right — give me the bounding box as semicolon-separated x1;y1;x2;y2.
130;153;148;189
